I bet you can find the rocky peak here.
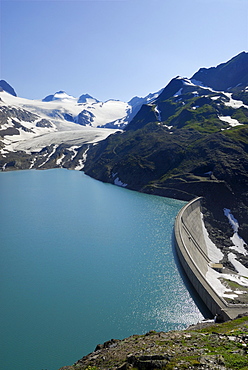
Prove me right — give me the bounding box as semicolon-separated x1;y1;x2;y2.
0;80;17;96
78;94;99;104
191;51;248;92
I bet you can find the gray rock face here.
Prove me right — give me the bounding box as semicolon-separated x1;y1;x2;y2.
35;119;53;128
0;80;17;96
77;109;95;126
191;51;248;91
78;94;99;104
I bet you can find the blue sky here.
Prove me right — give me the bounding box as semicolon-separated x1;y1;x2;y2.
1;0;248;102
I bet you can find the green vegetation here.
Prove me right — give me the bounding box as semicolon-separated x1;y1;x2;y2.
83;82;248;243
223;125;248;145
232;107;248;124
166;101;228;133
232;91;248;106
59;316;248;370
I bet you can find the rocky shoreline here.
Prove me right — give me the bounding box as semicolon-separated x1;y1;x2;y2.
59;315;248;370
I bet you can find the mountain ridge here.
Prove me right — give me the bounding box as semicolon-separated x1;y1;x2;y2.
82;52;248;262
0;82;163;131
1;53;248;370
191;51;248;92
1;52;248;252
0;79;17;97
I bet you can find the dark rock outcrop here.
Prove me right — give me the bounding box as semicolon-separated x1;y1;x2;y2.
191;51;248;91
0;80;17;96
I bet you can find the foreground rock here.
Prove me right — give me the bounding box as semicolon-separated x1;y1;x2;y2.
59;316;248;370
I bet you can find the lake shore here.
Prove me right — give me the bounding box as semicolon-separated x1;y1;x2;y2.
59;315;248;370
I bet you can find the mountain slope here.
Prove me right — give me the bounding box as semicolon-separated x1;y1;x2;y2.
1;52;248;307
83;52;248;255
191;51;248;92
0;82;162;170
1;53;248;238
60;316;248;370
0;89;119;171
0;80;17;96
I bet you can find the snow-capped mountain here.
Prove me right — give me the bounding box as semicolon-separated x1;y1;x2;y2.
77;93;99;104
127;88;164;122
81;53;248;279
14;91;131;129
0;89;118;162
191;51;248;92
83;51;248;204
126;74;248;132
1;52;248;303
0;80;17;96
0;85;161;132
1;51;247;173
126;51;248;132
0;81;161;170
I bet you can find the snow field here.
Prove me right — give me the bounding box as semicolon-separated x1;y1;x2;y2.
201;209;248;301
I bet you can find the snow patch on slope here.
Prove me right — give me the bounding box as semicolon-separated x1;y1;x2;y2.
200;210;248;301
224;92;248;109
218;116;242;127
206;266;248;300
154;105;161;121
173;88;183;97
224;208;247;256
228;253;248;278
74;147;89;171
112;172;128;187
201;213;224;263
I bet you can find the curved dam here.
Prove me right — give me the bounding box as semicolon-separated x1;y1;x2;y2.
174;197;248;322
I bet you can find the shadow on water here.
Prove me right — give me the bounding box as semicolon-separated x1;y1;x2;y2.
171;231;213;320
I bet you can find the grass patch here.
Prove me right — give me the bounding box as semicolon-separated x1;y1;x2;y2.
199;316;248;335
221;278;248;291
224;354;248;369
223;125;248;145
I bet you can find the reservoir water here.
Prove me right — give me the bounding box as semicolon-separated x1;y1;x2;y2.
0;169;204;370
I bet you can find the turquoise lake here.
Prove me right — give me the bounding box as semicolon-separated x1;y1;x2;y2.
0;169;205;370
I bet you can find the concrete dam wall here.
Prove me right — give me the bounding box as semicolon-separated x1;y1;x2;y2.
174;197;248;321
